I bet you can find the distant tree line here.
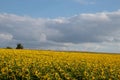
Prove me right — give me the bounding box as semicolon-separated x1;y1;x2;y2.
6;43;24;49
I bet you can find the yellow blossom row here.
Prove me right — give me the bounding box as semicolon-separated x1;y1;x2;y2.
0;49;120;80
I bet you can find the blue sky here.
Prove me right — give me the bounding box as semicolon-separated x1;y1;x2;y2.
0;0;120;53
0;0;120;18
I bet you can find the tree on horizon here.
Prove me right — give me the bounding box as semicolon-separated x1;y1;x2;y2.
16;43;24;49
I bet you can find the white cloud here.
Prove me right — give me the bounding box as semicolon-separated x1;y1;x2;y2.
0;33;13;40
0;33;13;47
0;10;120;53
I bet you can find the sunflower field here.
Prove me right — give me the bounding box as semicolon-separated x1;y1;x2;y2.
0;49;120;80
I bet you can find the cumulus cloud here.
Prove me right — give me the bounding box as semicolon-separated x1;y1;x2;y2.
0;33;13;40
0;33;13;47
0;10;120;52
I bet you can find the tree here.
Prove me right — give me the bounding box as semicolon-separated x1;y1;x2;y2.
6;46;12;49
16;43;24;49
